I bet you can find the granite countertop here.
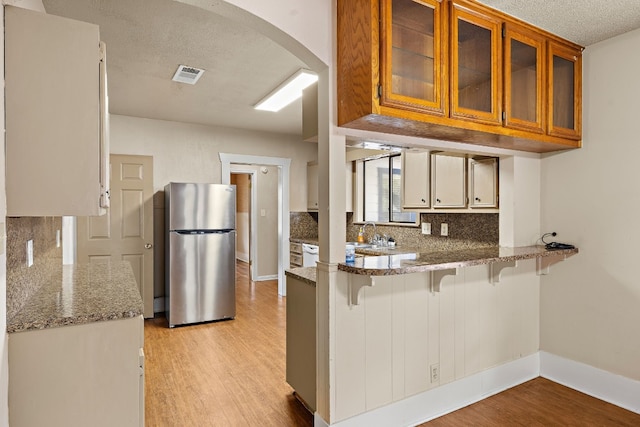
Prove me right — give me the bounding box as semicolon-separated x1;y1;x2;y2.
339;245;579;276
8;261;144;333
285;267;317;286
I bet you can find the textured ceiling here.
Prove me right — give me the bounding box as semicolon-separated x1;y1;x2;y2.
477;0;640;46
42;0;640;137
42;0;308;135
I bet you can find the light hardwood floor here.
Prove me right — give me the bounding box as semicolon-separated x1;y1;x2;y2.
145;262;640;426
144;261;312;426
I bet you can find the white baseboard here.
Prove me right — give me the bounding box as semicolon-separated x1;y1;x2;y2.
317;353;540;427
314;413;330;427
540;351;640;414
314;352;640;426
254;274;278;282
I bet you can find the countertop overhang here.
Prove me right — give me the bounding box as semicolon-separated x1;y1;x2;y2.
338;245;578;276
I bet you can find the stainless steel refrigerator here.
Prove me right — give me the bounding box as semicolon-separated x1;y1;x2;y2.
165;182;236;327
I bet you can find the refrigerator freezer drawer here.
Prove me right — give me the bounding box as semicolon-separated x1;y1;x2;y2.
166;230;236;327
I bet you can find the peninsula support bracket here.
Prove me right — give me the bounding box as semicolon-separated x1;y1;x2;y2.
348;274;373;306
430;268;458;293
490;260;517;284
536;254;568;276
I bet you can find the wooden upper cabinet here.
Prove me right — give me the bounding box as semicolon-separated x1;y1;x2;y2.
380;0;445;115
337;0;583;154
450;0;502;124
504;24;545;133
547;41;582;140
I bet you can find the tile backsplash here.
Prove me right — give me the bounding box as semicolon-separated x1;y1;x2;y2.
292;210;498;252
347;212;498;251
6;217;62;321
290;211;318;239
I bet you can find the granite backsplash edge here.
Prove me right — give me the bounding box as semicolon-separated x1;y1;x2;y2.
6;217;62;322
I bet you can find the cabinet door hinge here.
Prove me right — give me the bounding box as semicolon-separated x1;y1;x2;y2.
502;111;506;121
502;26;506;38
377;84;382;99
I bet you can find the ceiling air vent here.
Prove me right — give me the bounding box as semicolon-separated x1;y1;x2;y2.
172;65;205;85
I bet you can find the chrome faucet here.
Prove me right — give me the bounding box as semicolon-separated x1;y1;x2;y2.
362;221;377;244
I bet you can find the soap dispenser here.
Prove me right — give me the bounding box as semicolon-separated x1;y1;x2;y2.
357;226;365;243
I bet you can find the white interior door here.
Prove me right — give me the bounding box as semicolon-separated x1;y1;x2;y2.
77;154;154;318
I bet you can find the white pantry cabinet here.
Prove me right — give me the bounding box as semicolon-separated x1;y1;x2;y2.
5;6;109;216
469;157;499;208
402;150;430;209
432;153;467;208
9;316;144;427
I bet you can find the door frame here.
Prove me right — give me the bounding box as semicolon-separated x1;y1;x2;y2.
230;169;257;280
220;153;290;296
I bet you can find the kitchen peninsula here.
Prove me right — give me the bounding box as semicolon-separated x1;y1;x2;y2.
287;244;578;421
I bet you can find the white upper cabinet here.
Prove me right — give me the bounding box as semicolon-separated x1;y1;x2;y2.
469;157;498;208
307;163;319;211
402;150;430;209
5;6;109;216
308;161;354;212
432;154;466;208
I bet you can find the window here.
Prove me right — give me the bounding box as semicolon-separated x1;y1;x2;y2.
361;154;416;224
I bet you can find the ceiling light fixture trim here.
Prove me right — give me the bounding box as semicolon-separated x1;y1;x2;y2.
254;69;318;112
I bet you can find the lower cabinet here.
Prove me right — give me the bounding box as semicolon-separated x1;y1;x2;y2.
286;275;316;411
290;241;303;268
9;316;144;427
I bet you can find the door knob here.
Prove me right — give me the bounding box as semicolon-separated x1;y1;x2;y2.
145;243;153;249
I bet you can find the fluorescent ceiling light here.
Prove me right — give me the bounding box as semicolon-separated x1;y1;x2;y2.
254;69;318;112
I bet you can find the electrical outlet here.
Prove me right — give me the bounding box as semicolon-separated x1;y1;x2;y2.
430;363;440;383
56;229;61;248
441;223;449;237
421;222;431;235
26;240;34;267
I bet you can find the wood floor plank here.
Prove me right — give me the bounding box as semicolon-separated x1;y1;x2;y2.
144;262;313;426
423;377;640;426
145;262;639;426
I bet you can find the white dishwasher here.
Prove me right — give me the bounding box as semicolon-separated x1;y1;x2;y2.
302;243;319;267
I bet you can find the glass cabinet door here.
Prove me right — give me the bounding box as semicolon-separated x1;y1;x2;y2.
380;0;444;115
547;41;582;139
450;1;501;124
504;25;545;133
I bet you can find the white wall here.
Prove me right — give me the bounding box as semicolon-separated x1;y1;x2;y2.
0;5;6;423
540;28;640;381
109;115;317;211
